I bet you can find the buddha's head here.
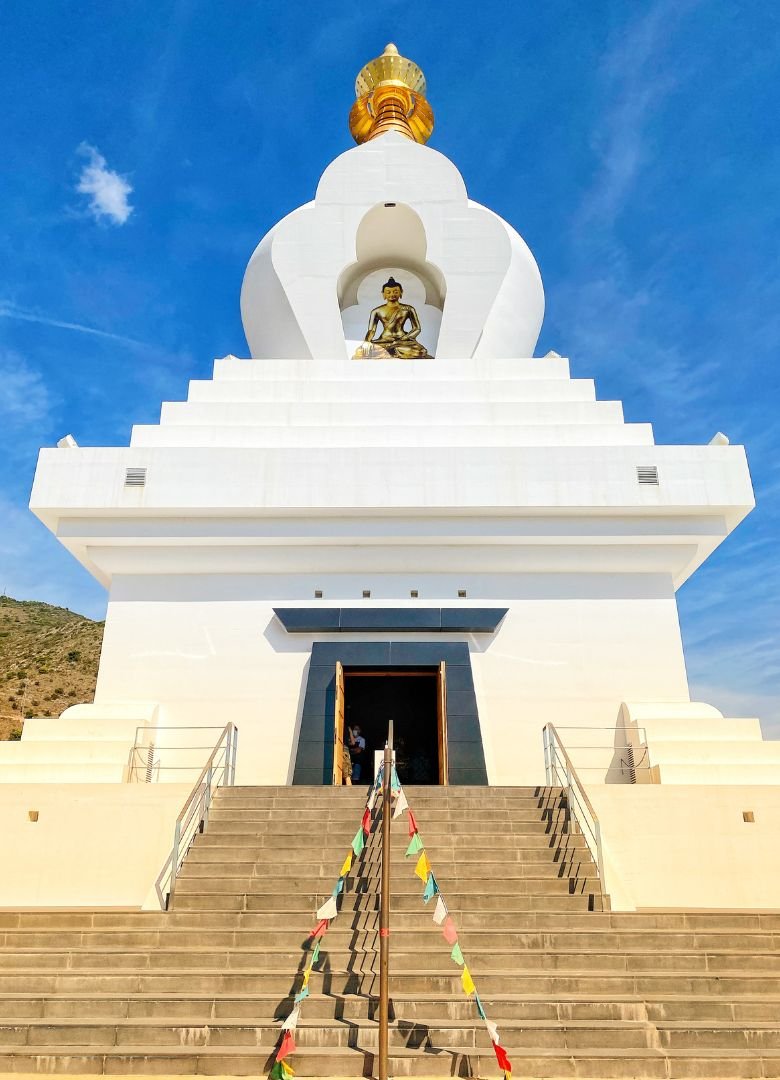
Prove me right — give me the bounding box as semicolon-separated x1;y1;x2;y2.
382;276;403;302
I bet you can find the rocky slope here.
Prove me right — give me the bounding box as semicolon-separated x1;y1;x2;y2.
0;596;103;740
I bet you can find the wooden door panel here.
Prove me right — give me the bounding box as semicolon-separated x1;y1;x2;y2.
437;661;449;785
333;661;345;785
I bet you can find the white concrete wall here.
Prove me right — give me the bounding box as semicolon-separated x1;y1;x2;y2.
94;572;689;786
589;785;780;911
0;785;189;908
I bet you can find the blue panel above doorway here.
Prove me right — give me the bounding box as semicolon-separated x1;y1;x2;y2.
292;641;487;786
274;607;507;634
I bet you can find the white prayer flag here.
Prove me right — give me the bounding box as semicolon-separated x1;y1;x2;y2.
485;1019;499;1044
316;895;338;921
392;788;409;818
282;1005;301;1031
432;895;448;925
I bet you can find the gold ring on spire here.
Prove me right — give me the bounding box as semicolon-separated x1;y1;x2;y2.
349;44;434;145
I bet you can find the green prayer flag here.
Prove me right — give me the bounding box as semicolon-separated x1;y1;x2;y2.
405;833;423;857
312;941;321;965
475;992;487;1020
352;828;365;857
451;942;465;966
422;872;437;903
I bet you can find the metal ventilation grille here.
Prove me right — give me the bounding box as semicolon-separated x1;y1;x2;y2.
125;467;147;487
637;465;659;486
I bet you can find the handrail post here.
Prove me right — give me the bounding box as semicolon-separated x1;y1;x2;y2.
378;717;393;1080
168;819;182;908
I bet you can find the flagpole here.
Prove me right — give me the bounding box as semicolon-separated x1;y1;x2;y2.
378;717;393;1080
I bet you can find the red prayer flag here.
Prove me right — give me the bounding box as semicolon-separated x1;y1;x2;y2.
361;808;371;834
276;1031;296;1061
442;915;458;945
310;918;329;939
408;809;418;837
492;1041;511;1073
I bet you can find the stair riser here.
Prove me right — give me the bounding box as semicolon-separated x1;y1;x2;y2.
0;1022;661;1051
172;877;594;897
4;997;779;1026
173;893;604;913
0;972;776;997
4;910;776;931
0;1049;511;1076
3;929;777;953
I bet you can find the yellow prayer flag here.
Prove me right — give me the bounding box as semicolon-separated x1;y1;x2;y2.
414;851;431;882
461;965;475;995
340;853;352;876
302;966;311;988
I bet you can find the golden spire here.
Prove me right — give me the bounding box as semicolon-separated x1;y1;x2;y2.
349;43;434;145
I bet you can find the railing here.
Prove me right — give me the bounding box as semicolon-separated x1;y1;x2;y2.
127;726;236;783
543;724;651;784
543;723;606;884
153;723;238;910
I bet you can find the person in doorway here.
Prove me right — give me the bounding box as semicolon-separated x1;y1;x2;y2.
348;724;366;782
342;745;353;786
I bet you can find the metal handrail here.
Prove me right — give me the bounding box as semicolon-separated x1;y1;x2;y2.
378;719;393;1080
543;722;605;884
153;723;238;910
127;726;234;783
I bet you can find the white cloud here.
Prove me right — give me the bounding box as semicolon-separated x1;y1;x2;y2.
76;143;133;225
0;350;52;427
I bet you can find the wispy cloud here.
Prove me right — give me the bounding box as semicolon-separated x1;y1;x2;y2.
0;350;52;427
76;143;133;225
0;300;148;348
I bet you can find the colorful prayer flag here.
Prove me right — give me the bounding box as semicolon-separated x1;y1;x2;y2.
442;915;458;945
474;992;486;1020
485;1019;499;1044
351;828;365;857
282;1005;301;1032
405;833;423;857
461;966;475;995
492;1041;512;1074
422;872;438;903
450;942;465;965
393;788;408;818
310;918;328;939
361;808;371;834
339;852;352;877
414;851;431;882
301;967;311;988
316;895;338;921
408;809;419;837
432;896;448;925
276;1031;296;1061
294;988;309;1004
311;941;321;965
332;878;344;898
269;1060;294;1080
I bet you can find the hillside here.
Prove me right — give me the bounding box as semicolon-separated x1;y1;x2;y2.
0;596;103;741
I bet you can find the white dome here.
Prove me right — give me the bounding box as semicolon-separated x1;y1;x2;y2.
240;132;544;360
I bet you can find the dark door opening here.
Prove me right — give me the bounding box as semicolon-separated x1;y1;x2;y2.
341;667;446;785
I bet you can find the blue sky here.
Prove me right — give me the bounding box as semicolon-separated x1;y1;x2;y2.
1;1;778;732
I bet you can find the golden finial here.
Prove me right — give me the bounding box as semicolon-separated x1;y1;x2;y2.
349;44;434;145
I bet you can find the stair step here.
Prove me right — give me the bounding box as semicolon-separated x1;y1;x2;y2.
1;1044;780;1077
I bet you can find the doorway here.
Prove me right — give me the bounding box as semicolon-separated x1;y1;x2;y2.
334;665;448;785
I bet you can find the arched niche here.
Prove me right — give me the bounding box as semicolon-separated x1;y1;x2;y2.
339;203;445;358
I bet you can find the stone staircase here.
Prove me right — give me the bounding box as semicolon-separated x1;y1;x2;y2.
1;785;780;1076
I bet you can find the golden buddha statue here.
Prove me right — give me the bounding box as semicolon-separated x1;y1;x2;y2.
354;277;432;359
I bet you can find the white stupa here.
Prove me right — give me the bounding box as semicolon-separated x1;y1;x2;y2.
3;44;778;910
